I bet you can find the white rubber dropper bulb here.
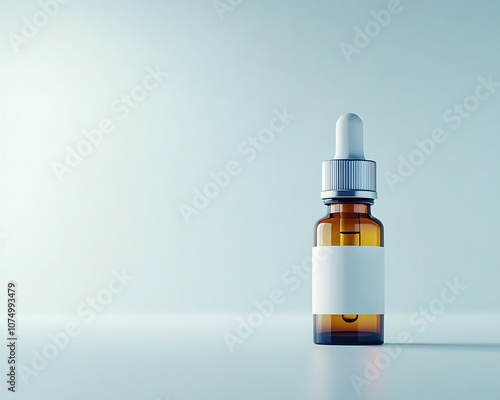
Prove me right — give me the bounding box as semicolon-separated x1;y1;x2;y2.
334;113;365;160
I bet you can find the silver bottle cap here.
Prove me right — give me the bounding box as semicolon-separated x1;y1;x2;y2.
321;113;377;201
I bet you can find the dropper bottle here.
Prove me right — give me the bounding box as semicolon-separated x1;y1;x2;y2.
313;113;384;345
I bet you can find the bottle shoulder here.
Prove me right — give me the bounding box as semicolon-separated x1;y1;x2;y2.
315;213;384;228
314;211;384;246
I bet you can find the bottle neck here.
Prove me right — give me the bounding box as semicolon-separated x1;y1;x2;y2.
327;202;372;215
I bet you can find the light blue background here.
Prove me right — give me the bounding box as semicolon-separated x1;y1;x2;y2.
0;1;499;398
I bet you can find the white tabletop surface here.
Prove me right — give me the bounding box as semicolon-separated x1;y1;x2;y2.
10;314;500;399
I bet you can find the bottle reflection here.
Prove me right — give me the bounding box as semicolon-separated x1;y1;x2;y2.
308;345;386;398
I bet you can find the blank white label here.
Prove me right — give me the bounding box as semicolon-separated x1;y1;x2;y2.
312;246;384;315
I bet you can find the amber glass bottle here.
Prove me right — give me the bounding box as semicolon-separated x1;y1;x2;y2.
312;113;384;345
313;202;384;345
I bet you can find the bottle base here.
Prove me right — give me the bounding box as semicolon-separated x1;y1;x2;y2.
314;331;384;346
313;314;384;345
